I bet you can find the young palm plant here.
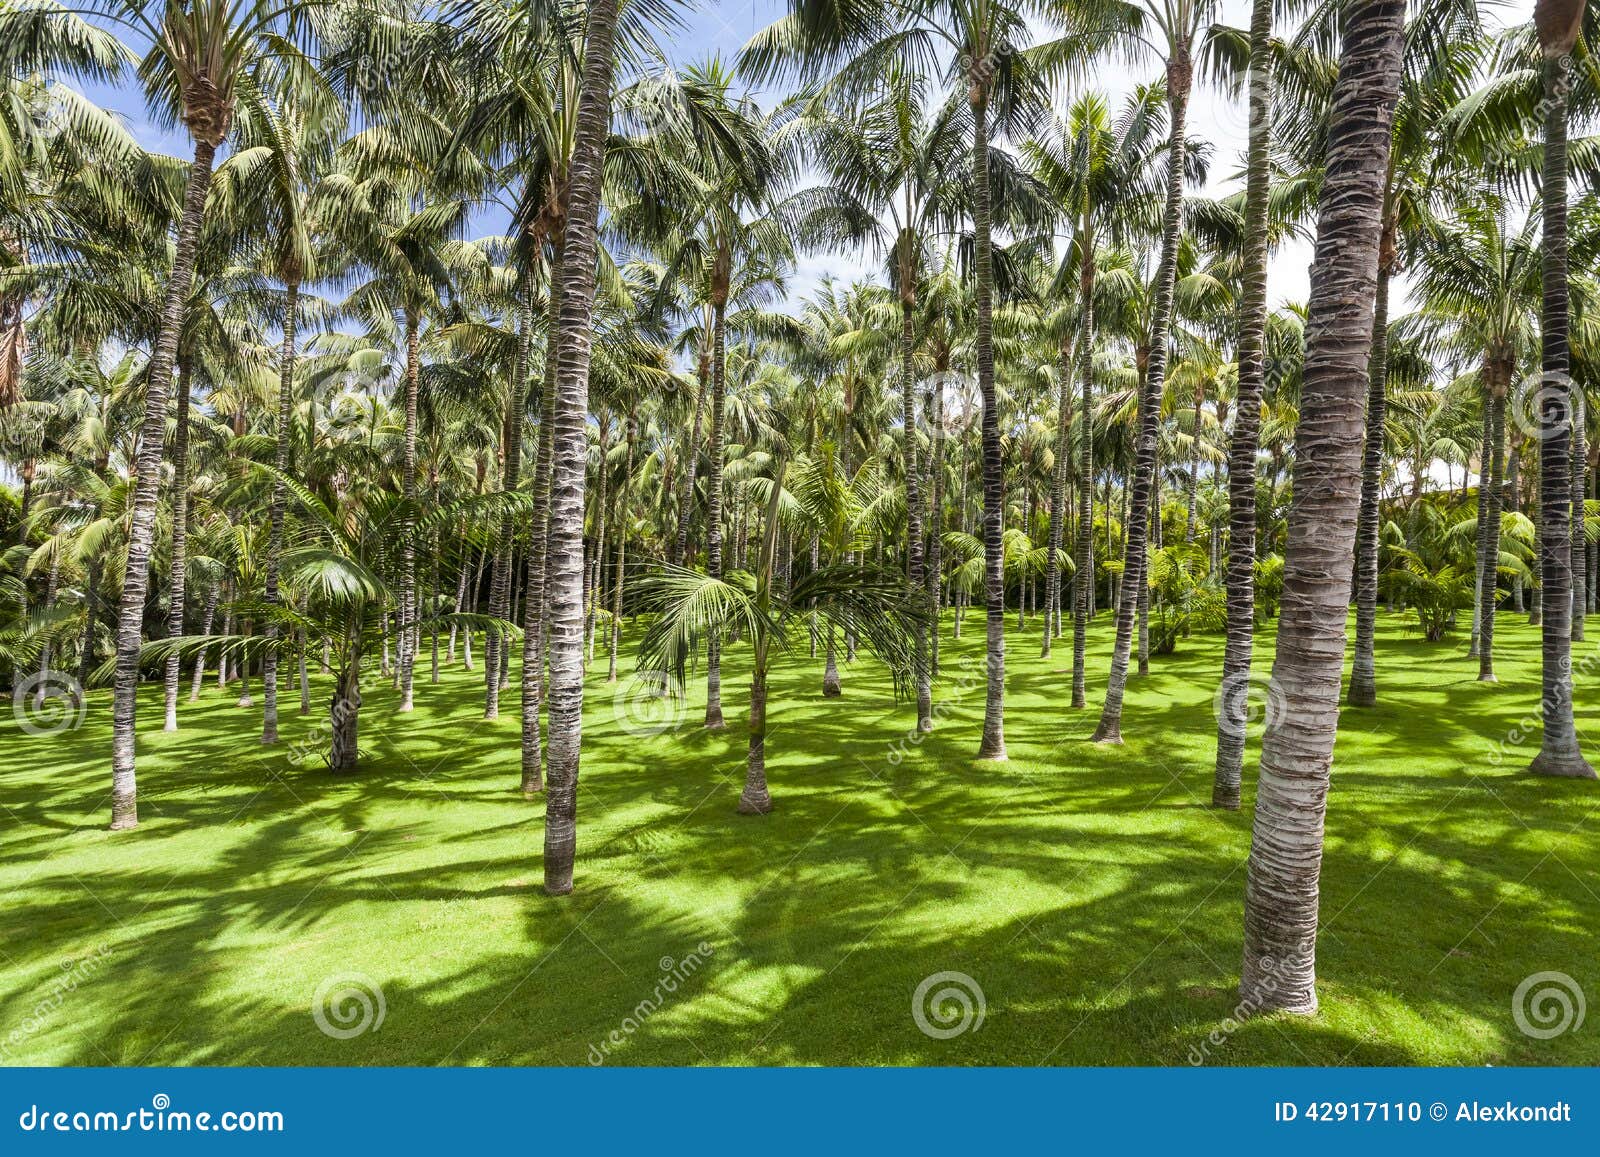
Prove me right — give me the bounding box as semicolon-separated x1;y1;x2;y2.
633;459;927;815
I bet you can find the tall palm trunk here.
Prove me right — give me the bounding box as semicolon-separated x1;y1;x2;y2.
398;308;420;712
607;414;636;682
1529;1;1594;778
901;298;931;729
544;0;619;894
1043;337;1072;661
704;296;728;729
1349;227;1393;705
671;365;707;567
1092;52;1190;744
1072;238;1096;708
1212;0;1273;806
1572;391;1587;641
1240;0;1405;1012
262;277;298;742
1479;370;1507;680
927;377;945;676
522;228;563;795
190;580;217;701
971;79;1005;760
109;134;219;830
162;357;193;732
486;299;534;718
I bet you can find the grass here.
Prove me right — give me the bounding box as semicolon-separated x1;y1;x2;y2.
1;608;1597;1067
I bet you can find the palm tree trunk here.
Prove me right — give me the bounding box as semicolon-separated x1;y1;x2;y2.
738;661;773;814
35;551;60;706
1240;0;1405;1012
972;82;1006;761
486;298;534;716
1572;390;1587;641
1072;241;1096;708
189;580;216;701
607;414;635;681
1529;15;1594;777
329;647;361;773
901;299;932;730
1043;340;1072;660
1092;56;1190;744
1470;392;1493;658
1479;376;1506;680
704;300;728;729
163;356;193;732
672;371;706;568
1213;0;1274;805
261;278;298;743
398;308;420;712
927;379;945;677
544;0;619;893
109;135;218;830
1348;217;1395;709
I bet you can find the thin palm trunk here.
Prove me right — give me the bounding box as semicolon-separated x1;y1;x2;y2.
486;299;533;718
261;278;298;743
1479;376;1506;680
1072;238;1096;708
398;308;420;712
110;135;218;830
1211;0;1273;806
704;299;728;729
1240;0;1405;1011
1572;391;1587;641
162;357;193;732
1043;339;1072;661
972;82;1005;761
607;415;635;682
1093;54;1190;744
544;0;619;893
901;299;931;730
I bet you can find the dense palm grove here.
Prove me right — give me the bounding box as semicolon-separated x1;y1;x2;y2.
1;0;1597;1023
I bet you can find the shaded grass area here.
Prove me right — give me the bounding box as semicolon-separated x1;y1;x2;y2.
0;610;1596;1066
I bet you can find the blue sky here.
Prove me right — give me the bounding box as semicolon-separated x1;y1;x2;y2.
74;0;1537;316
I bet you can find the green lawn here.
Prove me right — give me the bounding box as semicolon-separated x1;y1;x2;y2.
1;610;1596;1066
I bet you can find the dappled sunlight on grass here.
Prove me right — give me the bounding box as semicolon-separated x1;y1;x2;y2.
1;610;1596;1066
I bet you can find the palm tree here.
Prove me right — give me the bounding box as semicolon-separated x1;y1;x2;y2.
90;0;322;830
634;459;926;814
1086;0;1215;745
543;0;625;895
1239;0;1406;1014
1209;0;1271;808
1527;0;1596;779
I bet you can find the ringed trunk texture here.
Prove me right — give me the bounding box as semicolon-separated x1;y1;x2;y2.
737;668;772;814
109;136;218;831
1346;236;1391;707
398;310;420;712
704;300;728;729
163;357;193;732
1071;243;1096;709
1529;35;1594;778
262;278;298;744
1212;0;1273;807
1239;0;1404;1013
1043;338;1072;661
544;0;620;894
972;84;1006;760
1093;57;1190;744
1478;379;1506;680
902;299;932;731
